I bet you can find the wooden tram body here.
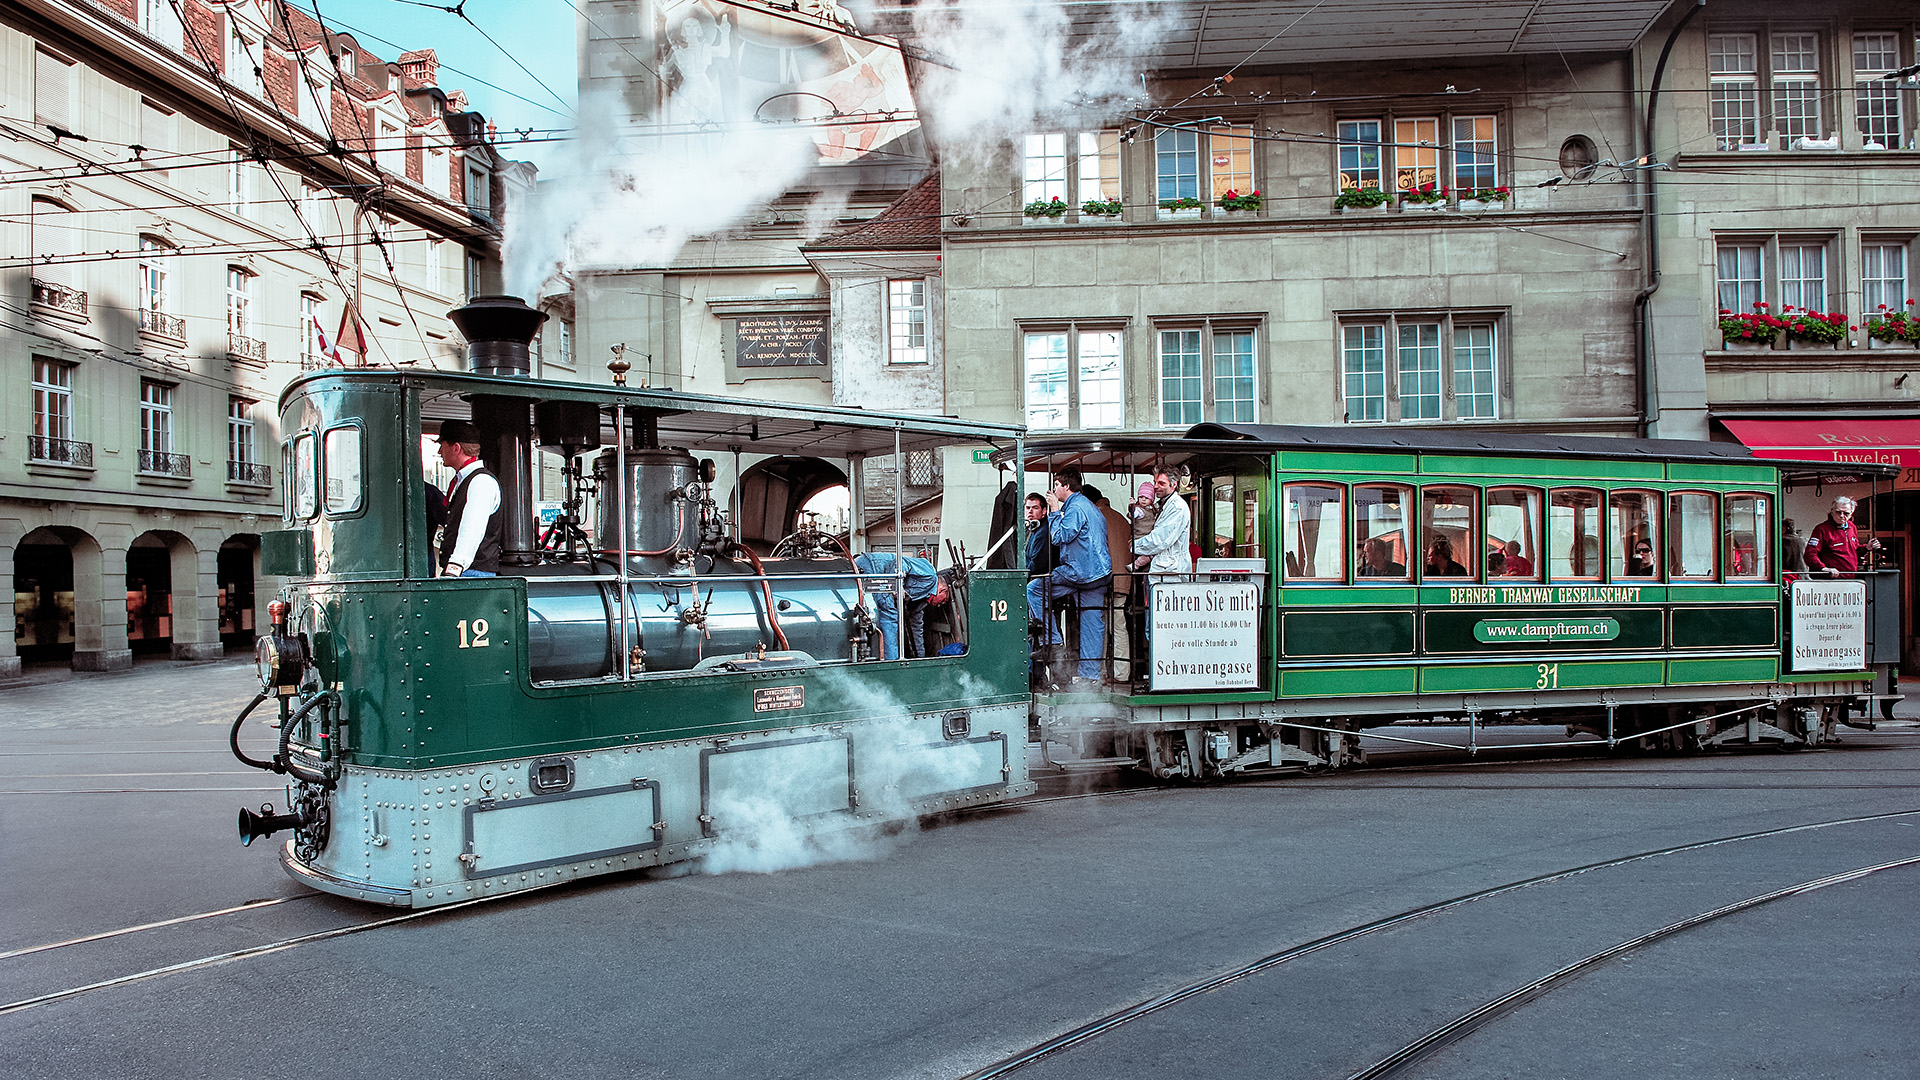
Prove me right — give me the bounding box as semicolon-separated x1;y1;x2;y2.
239;345;1033;907
1025;424;1898;779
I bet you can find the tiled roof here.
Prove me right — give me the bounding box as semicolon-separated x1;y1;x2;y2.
804;173;941;252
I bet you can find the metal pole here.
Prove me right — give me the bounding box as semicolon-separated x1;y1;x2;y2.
894;425;905;657
615;404;630;680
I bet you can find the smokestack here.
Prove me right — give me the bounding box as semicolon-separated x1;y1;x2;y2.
448;294;546;377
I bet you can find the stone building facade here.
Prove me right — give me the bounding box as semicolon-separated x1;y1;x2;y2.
2;0;520;677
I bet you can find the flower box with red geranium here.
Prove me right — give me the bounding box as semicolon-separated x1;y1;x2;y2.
1778;305;1849;348
1217;189;1263;213
1458;186;1511;210
1866;300;1920;348
1400;182;1447;209
1719;302;1781;348
1023;196;1068;219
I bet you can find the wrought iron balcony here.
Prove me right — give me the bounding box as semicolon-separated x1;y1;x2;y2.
138;308;185;340
28;436;93;467
138;449;192;478
31;279;88;319
227;460;272;485
228;333;267;364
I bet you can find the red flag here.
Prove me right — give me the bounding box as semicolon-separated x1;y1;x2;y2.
335;299;370;360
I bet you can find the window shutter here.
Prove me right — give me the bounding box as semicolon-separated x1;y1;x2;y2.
35;49;72;129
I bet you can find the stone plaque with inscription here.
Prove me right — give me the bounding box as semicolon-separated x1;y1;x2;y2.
735;314;828;368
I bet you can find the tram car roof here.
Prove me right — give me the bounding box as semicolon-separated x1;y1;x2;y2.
282;368;1025;457
1010;423;1898;481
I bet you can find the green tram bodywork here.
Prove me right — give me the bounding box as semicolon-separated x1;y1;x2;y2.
1024;425;1898;779
243;360;1034;908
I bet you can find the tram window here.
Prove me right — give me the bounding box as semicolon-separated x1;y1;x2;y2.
1548;488;1602;580
1419;486;1477;580
1667;492;1718;579
1354;484;1411;579
1609;490;1660;579
1725;493;1771;579
291;432;317;521
1485;487;1541;580
1283;483;1345;580
323;426;364;515
1240;489;1262;558
1212;483;1235;557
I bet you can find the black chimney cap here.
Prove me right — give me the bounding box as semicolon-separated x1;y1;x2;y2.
448;294;547;347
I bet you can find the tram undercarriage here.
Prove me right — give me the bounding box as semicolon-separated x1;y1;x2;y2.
1034;680;1884;781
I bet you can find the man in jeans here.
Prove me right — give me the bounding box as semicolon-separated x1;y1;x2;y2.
1027;468;1112;685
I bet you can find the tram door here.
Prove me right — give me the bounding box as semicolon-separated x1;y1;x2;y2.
1201;472;1268;560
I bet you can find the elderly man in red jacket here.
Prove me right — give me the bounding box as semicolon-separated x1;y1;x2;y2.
1804;496;1879;575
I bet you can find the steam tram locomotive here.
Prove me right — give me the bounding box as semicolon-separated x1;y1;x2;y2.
234;297;1035;907
1020;425;1900;781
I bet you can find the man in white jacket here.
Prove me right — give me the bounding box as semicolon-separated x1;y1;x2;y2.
1131;470;1192;579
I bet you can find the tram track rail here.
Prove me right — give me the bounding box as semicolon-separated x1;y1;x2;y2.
953;807;1920;1080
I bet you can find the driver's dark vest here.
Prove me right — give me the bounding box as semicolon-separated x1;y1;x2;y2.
441;466;503;573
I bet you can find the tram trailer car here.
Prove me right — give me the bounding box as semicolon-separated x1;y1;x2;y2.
1023;426;1899;780
234;297;1035;908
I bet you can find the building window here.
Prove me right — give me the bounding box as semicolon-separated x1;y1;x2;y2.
1340;314;1501;424
138;236;180;337
888;279;927;365
1155;124;1252;216
35;48;74;129
299;184;326;236
427;238;445;290
558;319;573;368
1157;321;1256;426
137;0;184;47
140;380;174;457
229;398;256;467
1854;33;1907;148
300;292;323;367
1863;242;1909;317
227;147;249;216
1022;130;1120;219
32;358;74;448
30;198;75;288
1341;113;1500;196
1023;326;1124;430
428;146;446;196
378;119;403;174
227;22;260;96
1716;236;1835;318
227;267;254;337
1708;32;1828;149
1338;120;1384;196
466;163;491;215
465;250;481;299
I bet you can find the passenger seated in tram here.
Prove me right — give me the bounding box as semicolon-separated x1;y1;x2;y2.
1359;537;1406;577
1623;535;1657;576
1423;535;1468;577
1500;539;1533;577
1487;549;1506;576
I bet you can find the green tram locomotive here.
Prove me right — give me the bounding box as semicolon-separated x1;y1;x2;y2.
233;299;1034;907
1021;425;1899;780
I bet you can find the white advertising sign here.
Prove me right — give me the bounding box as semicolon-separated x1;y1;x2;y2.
1790;578;1867;672
1149;581;1261;690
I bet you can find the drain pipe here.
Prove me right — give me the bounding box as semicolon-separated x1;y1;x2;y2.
1634;0;1707;437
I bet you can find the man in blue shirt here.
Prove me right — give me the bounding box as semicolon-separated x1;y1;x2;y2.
854;551;938;659
1027;468;1113;684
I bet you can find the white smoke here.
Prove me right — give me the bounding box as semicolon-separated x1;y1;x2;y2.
862;0;1170;162
505;0;1174;299
698;665;1010;876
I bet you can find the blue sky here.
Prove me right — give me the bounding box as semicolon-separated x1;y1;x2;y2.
293;0;579;174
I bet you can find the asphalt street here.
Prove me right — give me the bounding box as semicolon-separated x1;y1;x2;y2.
2;656;1917;1080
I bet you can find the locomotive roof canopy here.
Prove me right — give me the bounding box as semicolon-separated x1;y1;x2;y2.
857;0;1678;69
1011;423;1901;479
290;370;1024;458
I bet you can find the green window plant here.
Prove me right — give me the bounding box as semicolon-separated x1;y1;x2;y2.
1400;182;1447;205
1024;196;1068;218
1779;305;1850;345
1333;187;1392;209
1866;301;1920;344
1217;189;1262;212
1081;198;1123;217
1158;196;1204;211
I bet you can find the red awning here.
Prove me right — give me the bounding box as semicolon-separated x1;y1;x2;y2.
1720;418;1920;479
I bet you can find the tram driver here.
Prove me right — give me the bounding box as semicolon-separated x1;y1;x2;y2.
436;419;502;578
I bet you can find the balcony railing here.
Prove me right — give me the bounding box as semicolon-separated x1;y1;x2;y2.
28;436;93;467
138;449;192;478
31;279;89;320
138;308;185;340
228;333;267;364
227;460;272;485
